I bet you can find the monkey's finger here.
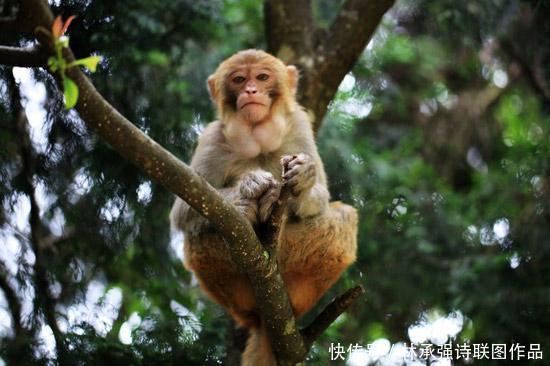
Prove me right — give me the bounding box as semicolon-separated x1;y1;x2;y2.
286;155;311;171
241;171;276;198
283;163;309;181
285;171;313;186
283;167;300;181
258;185;280;222
249;171;273;185
291;163;314;177
240;182;260;198
256;176;278;194
284;174;301;187
286;160;304;172
280;155;294;165
259;183;281;204
259;205;271;222
280;155;297;172
234;199;259;224
286;169;315;192
259;198;275;222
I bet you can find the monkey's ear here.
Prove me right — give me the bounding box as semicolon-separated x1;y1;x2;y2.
287;65;299;95
207;74;218;101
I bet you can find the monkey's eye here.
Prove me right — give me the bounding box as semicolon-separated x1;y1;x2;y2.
257;73;269;81
232;76;246;84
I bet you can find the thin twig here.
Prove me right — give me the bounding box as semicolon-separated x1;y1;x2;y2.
301;285;365;345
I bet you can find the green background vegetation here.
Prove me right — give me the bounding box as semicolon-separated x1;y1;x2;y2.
0;0;548;364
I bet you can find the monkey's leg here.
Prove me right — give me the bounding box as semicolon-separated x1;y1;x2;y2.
278;201;358;318
184;232;259;327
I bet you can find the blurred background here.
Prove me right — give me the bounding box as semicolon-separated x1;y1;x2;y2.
0;0;548;365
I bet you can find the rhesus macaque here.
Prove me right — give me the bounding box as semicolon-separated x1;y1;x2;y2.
170;49;357;365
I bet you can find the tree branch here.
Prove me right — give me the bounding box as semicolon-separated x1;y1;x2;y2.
0;17;18;31
301;285;365;345
265;0;395;132
264;0;314;57
0;0;51;33
2;1;368;363
327;0;395;60
63;46;307;366
12;0;309;363
309;0;395;129
0;45;47;67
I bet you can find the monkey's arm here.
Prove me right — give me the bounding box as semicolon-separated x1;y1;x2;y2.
170;122;246;233
283;113;330;219
286;154;329;219
290;183;329;218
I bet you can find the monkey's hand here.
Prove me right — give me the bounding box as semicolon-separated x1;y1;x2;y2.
281;153;316;196
239;170;281;223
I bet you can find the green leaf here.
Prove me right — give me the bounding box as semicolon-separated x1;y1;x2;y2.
47;57;59;72
63;77;79;109
72;55;102;72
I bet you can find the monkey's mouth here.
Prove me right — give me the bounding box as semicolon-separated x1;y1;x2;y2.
240;102;266;109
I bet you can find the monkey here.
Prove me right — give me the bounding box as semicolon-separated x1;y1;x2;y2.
170;49;357;365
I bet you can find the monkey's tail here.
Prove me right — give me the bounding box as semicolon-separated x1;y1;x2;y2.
241;324;276;366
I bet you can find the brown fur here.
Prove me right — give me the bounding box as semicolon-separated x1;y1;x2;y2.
170;50;357;365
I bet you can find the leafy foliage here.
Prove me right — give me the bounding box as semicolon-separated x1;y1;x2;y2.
0;0;549;365
47;15;101;108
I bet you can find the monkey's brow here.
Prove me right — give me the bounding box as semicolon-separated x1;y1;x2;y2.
227;69;246;77
226;66;274;77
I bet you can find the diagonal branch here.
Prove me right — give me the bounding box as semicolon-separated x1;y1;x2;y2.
326;0;395;65
307;0;396;130
61;47;306;365
265;0;396;132
10;0;308;363
319;0;396;101
0;1;368;364
302;285;365;345
0;45;47;67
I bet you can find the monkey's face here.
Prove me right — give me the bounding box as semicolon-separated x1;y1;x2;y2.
208;50;298;124
226;66;276;125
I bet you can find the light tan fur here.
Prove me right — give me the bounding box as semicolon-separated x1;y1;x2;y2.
170;50;357;365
